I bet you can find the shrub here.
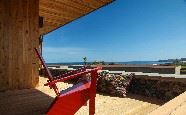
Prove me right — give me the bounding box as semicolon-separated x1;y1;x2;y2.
97;71;134;97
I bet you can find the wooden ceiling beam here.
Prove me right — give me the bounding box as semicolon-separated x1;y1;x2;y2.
74;0;104;9
40;0;86;16
40;8;75;20
43;23;57;29
43;20;66;27
98;0;113;4
40;27;54;35
39;0;114;35
39;5;85;20
48;0;93;13
72;0;97;9
40;22;57;35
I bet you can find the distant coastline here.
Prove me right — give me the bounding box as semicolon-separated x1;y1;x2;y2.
46;61;171;66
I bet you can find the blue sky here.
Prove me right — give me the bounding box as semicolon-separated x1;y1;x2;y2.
43;0;186;63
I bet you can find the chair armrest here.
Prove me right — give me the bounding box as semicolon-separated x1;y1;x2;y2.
45;67;102;87
53;66;87;79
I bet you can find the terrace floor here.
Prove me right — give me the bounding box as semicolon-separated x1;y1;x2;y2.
149;91;186;115
0;77;164;115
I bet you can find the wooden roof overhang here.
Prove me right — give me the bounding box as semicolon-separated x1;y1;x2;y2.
39;0;114;35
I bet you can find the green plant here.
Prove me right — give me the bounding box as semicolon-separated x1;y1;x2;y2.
83;57;87;65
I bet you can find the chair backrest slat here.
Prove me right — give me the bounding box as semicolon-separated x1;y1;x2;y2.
34;48;60;96
34;48;53;81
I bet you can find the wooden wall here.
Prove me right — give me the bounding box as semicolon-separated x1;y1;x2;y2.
0;0;39;91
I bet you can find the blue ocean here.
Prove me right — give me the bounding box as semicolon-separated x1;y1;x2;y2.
47;61;171;65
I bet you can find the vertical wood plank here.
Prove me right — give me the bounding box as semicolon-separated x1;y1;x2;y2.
0;0;39;90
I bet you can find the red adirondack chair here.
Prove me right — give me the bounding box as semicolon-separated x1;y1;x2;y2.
34;48;101;115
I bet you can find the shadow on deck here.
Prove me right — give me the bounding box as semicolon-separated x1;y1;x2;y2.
0;89;54;115
0;75;165;115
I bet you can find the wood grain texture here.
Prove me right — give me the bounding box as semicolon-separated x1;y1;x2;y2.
39;0;113;35
0;0;39;91
0;0;113;91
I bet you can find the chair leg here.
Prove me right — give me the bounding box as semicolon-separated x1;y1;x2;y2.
89;97;95;115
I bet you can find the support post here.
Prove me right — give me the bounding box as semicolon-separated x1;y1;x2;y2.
0;0;39;90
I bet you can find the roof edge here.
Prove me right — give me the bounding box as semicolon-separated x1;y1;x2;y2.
43;0;116;36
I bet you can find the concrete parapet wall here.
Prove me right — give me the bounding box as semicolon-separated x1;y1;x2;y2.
47;65;176;74
91;65;176;74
